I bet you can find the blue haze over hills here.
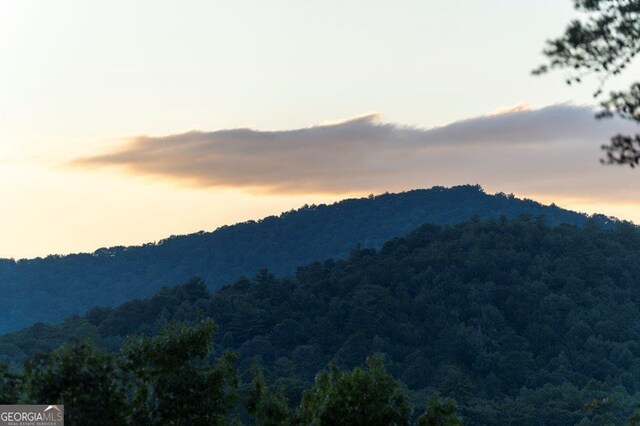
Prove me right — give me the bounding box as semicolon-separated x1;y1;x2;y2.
0;185;617;333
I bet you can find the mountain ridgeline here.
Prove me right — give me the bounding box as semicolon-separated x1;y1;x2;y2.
0;185;616;333
1;217;639;425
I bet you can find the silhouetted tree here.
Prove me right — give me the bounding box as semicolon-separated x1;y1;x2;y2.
534;0;640;165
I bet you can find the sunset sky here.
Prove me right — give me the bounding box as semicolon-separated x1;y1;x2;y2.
1;0;639;259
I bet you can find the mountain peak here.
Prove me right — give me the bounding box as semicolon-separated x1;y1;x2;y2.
0;185;616;333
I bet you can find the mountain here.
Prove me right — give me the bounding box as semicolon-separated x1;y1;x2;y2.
2;217;639;425
0;185;616;333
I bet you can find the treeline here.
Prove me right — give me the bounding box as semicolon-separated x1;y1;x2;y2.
0;185;615;332
2;217;640;424
1;319;462;426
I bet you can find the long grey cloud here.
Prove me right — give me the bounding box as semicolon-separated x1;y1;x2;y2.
73;104;640;201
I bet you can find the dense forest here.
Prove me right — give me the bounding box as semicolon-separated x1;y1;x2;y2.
0;319;464;425
2;217;639;425
0;185;617;333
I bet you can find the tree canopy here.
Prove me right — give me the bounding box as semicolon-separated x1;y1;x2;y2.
1;320;459;426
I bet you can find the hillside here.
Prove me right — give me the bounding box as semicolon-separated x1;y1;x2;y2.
2;217;639;425
0;185;616;333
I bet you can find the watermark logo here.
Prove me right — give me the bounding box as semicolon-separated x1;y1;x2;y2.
0;405;64;426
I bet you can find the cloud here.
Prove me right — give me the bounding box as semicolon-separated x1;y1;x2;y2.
485;102;531;117
73;104;640;201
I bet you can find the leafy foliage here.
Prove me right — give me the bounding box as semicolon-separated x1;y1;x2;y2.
299;354;412;426
245;370;292;426
120;319;240;426
0;185;614;333
534;0;640;164
15;320;242;426
2;321;458;425
416;395;463;426
23;341;127;425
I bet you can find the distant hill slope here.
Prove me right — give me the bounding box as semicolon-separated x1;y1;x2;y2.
2;217;639;425
0;185;616;332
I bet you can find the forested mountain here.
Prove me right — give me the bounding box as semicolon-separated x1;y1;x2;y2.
0;185;616;333
2;217;639;425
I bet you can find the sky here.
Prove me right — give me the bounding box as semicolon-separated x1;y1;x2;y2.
1;0;639;259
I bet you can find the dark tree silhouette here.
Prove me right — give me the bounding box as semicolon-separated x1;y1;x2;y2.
534;0;640;165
